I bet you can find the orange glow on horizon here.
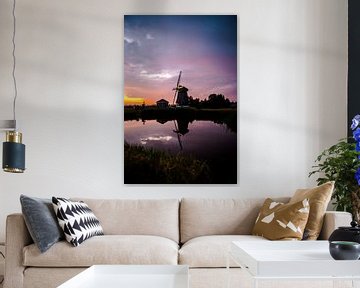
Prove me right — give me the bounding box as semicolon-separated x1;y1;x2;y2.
125;86;172;106
124;95;159;106
124;95;146;105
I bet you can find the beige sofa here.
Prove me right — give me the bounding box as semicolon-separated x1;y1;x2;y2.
4;198;352;288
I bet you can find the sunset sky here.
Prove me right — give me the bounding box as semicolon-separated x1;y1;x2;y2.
124;15;237;105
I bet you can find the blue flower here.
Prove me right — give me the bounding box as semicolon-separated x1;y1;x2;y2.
352;115;360;130
351;115;360;186
353;128;360;142
356;168;360;186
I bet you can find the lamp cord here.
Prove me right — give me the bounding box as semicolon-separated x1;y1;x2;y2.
12;0;18;130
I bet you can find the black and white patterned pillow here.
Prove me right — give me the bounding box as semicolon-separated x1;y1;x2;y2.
52;197;104;247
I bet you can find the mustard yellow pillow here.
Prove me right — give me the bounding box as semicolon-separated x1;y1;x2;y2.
289;181;334;240
252;198;310;240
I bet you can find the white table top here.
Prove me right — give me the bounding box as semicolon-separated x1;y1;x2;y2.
231;240;360;278
58;265;189;288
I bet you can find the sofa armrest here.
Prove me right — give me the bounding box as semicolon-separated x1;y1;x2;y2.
4;213;32;288
318;211;352;240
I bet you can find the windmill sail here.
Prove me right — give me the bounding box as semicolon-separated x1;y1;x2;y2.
172;71;182;105
173;119;189;151
173;120;183;150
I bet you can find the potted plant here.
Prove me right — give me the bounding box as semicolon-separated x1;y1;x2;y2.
309;115;360;222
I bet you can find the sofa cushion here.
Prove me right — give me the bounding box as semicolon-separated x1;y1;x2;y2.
23;235;178;267
252;198;310;240
179;235;267;268
72;198;179;243
20;195;64;253
290;181;334;240
24;268;86;288
52;197;104;247
180;198;289;243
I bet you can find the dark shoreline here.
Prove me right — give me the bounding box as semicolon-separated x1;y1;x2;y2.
124;107;237;133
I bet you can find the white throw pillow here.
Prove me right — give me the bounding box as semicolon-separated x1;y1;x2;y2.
52;197;103;247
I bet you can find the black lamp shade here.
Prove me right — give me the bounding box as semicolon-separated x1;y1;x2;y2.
3;141;25;173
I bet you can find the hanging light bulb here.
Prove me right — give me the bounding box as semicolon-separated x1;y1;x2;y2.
2;0;26;173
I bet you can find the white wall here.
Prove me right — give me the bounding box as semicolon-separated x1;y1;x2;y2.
0;0;347;242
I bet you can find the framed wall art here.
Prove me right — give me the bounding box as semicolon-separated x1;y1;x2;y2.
124;15;237;184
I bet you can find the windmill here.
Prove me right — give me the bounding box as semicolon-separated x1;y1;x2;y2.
172;71;182;105
172;71;189;106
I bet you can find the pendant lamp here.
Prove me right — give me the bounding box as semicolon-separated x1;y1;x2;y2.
1;0;26;173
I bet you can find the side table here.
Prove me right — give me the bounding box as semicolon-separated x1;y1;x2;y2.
227;240;360;288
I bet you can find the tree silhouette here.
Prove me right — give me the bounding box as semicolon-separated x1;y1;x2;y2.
188;94;234;109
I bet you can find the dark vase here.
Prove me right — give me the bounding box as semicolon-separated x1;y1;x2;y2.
329;241;360;260
328;221;360;244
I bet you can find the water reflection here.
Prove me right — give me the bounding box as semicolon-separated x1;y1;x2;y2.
173;119;190;150
140;135;173;145
174;119;190;136
125;119;237;183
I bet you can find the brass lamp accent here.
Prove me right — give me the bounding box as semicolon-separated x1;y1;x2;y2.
3;131;25;173
6;130;22;143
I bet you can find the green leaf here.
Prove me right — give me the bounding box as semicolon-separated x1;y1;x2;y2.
309;138;360;215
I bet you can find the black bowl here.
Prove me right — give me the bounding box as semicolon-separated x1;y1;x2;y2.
329;241;360;260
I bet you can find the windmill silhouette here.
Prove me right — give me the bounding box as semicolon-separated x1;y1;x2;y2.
172;71;189;106
172;71;182;105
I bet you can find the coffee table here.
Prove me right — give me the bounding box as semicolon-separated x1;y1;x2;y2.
228;241;360;288
57;265;189;288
